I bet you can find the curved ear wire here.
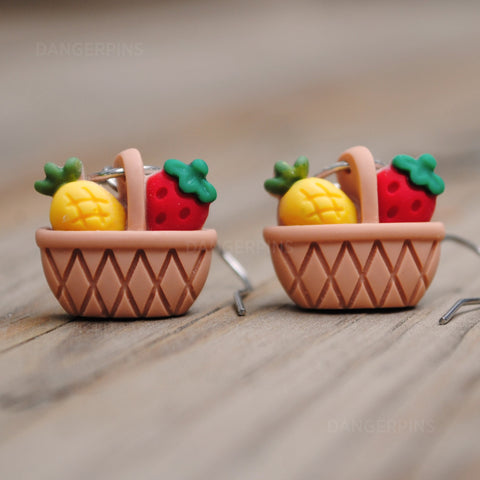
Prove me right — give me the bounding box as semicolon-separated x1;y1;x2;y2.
439;298;480;325
439;234;480;324
443;233;480;256
215;245;253;316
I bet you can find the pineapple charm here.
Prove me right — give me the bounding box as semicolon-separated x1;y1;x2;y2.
264;156;357;225
35;157;125;231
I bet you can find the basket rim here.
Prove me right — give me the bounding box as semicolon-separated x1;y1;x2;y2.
36;227;217;249
263;222;445;243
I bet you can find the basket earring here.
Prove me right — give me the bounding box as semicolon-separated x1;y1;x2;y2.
35;148;218;318
263;145;446;310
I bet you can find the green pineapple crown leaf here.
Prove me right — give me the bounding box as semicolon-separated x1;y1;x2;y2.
34;157;83;196
164;158;217;204
264;156;309;196
392;154;445;196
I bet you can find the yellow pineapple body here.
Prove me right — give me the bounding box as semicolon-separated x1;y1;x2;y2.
278;177;357;226
50;180;125;231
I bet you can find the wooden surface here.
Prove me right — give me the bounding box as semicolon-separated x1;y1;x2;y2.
1;1;480;479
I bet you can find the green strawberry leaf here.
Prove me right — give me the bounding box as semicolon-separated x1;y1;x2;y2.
392;153;445;196
264;156;309;196
164;158;217;204
35;157;82;196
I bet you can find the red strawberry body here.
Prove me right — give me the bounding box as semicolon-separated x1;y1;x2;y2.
377;166;436;222
146;170;210;230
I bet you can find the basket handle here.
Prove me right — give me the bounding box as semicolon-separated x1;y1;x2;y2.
336;146;379;224
114;148;146;231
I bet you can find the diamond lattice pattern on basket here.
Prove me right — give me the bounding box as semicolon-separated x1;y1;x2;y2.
45;247;206;317
279;239;438;308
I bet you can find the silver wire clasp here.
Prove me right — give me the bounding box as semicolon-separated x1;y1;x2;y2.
89;165;161;191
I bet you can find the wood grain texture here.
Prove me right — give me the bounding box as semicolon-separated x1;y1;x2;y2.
1;1;480;479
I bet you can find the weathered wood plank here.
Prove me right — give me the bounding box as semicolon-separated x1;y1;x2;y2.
0;270;478;480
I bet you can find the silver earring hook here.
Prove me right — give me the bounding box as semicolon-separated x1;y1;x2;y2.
439;298;480;325
89;165;161;193
313;160;385;178
443;233;480;256
439;234;480;324
215;245;253;316
88;165;161;183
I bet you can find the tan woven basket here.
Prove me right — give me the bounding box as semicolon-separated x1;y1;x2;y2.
263;146;445;310
36;148;217;318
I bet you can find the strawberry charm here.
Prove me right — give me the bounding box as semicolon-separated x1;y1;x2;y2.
146;158;217;230
377;154;445;223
